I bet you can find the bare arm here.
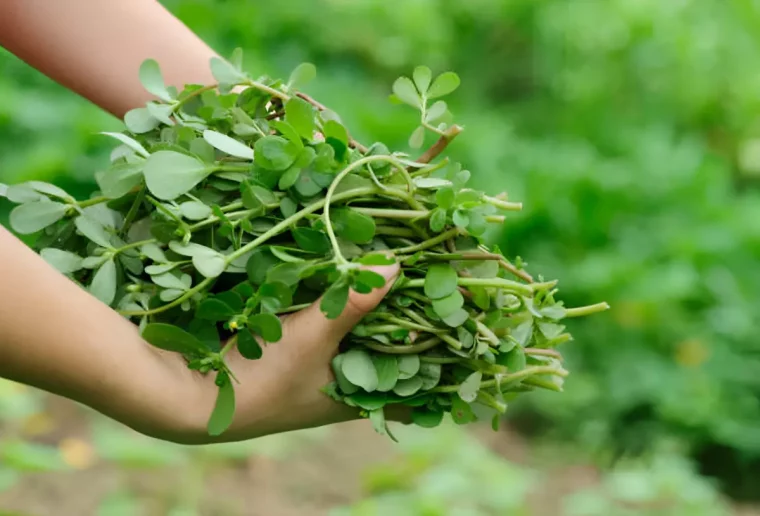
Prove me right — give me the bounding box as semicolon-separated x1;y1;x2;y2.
0;0;218;117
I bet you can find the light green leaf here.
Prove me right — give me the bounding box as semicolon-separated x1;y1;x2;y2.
254;136;299;171
146;102;175;126
75;215;114;248
178;201;212;221
392;76;421;109
323;120;348;145
192;248;227;278
95;162;143;199
409;126;425;149
413;65;432;94
427;72;461;99
285;97;316;140
414;177;453;189
288;62;317;89
6;184;44;203
341;349;379;392
26;181;74;201
392;376;423;397
124;107;160;134
397;354;420;380
424;263;458;299
210;56;246;86
332;355;359;395
419;362;442;390
432;290;464;318
139;59;172;102
425;100;447;123
90;259;117;305
144;150;212;200
151;272;189;290
372;354;400;392
9;201;68;234
41;248;83;274
203;130;254;160
458;371;482;403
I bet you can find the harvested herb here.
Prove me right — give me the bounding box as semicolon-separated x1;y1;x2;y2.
0;53;609;439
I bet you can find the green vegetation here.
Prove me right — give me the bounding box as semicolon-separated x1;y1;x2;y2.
2;0;760;512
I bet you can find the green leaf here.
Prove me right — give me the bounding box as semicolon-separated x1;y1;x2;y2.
144;151;212;201
124;107;160;134
95;162;143;199
419;362;442;390
178;201;212;221
75;215;113;248
288;62;317;89
237;330;263;359
392;76;421;109
408;126;425;149
266;261;304;286
259;281;293;312
436;187;455;209
24;181;74;201
357;253;396;266
271;120;304;149
89;259;117;305
332;208;376;244
372;354;399;392
323;120;348;145
397;354;420;380
278;164;302;190
504;346;526;372
141;323;209;355
414;177;453;189
413;65;432;94
197;298;236;321
355;270;386;290
9;201;68;234
203;130;254;160
5;183;44;203
254;136;299;171
429;207;447;232
280;196;297;218
192;248;227;278
285;97;316;140
425;100;447;123
424;263;458;299
41;248;83;274
442;308;469;328
210;56;246;86
332;355;359;395
511;320;533;347
139;59;172;102
207;375;235;436
292;227;331;253
412;408;444;428
427;72;461;99
146;102;174;126
248;313;282;342
451;395;476;424
341;349;379;392
393;376;423;397
458;371;482;402
320;278;350;319
151;271;189;290
432;291;464;319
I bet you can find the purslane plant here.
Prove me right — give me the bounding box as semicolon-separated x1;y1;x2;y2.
0;50;609;439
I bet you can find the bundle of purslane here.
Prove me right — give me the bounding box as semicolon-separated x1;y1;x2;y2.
0;51;609;439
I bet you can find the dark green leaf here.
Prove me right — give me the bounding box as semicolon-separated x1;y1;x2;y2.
280;196;297;218
372;354;399;392
259;281;293;312
424;263;458;299
419;362;442;390
266;262;305;286
141;323;208;355
320;278;350;319
292;227;331;253
144;151;211;201
451;396;476;424
237;330;263;360
435;187;455;209
458;371;482;402
278;164;302;190
412;408;444;428
197;298;236;321
323;120;348;145
340;349;378;392
357;253;396;266
331;207;376;244
248;312;282;342
10;201;68;235
355;270;386;289
207;375;235;436
504;346;526;372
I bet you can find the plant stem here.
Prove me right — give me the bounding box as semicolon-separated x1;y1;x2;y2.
402;276;533;296
393;228;460;255
375;226;417;237
359;337;442;355
564;302;610;318
118;277;214;317
414;125;463;165
420;356;462;364
371;314;446;333
524;348;563;359
77;195;110;209
483;195;523;211
430;365;568;393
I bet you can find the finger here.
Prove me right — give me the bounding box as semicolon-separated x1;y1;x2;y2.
285;263;400;347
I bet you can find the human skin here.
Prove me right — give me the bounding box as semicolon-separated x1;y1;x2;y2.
0;0;402;444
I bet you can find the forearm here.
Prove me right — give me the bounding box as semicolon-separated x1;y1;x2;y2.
0;225;204;439
0;0;218;118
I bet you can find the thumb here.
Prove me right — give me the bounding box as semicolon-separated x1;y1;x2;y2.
286;263;400;346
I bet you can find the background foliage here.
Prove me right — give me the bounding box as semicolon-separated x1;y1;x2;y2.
2;0;760;513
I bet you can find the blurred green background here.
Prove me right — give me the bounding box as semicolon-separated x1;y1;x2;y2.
3;0;760;514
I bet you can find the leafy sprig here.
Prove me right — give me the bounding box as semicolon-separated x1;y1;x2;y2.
0;50;609;438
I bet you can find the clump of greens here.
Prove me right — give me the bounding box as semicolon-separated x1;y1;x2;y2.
0;50;609;439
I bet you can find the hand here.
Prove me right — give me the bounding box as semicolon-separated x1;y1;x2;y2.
163;263;402;444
